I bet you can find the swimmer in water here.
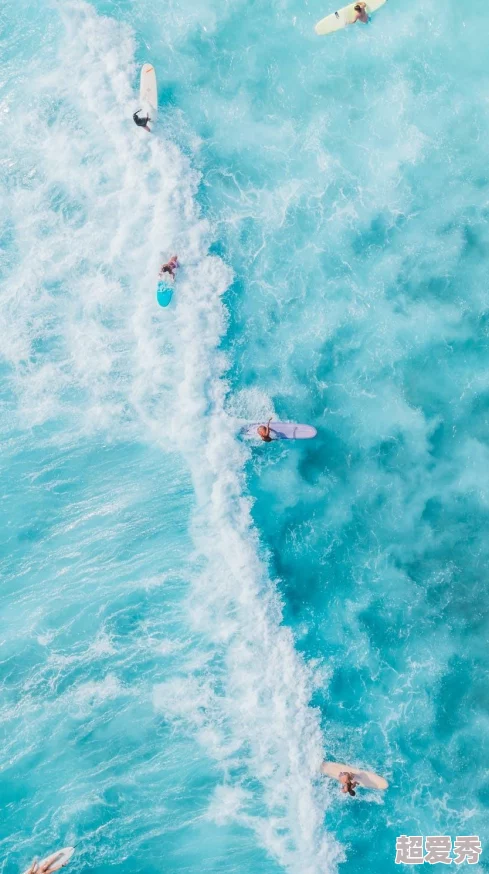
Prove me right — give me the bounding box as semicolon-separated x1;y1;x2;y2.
257;418;273;442
159;255;179;282
340;772;359;797
133;110;151;132
351;2;368;23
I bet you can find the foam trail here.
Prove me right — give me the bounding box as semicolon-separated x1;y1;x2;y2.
167;271;343;872
0;3;341;872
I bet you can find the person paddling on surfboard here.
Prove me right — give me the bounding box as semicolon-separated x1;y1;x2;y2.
340;772;359;797
25;853;68;874
133;109;151;132
159;255;179;282
257;418;273;442
351;2;368;23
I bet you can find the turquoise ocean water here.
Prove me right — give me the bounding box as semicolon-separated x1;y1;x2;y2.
1;0;488;872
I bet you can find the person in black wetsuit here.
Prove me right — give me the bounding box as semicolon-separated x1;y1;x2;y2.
133;110;151;132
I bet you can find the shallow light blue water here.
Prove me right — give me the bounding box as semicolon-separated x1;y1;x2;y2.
1;0;488;873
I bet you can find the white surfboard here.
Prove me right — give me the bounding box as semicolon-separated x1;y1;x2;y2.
243;422;317;440
321;760;388;790
139;63;157;129
22;847;75;874
315;0;387;35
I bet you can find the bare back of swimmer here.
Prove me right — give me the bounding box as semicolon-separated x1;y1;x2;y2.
351;2;368;23
340;772;359;797
257;418;273;442
159;255;179;281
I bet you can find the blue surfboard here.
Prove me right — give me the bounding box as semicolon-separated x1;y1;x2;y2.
156;281;173;308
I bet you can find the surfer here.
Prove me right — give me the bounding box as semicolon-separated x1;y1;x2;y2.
159;255;179;282
257;418;273;442
133;110;151;132
25;853;66;874
351;2;369;22
340;772;359;797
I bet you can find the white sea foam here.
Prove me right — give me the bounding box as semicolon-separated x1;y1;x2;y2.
71;673;124;712
0;3;341;872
